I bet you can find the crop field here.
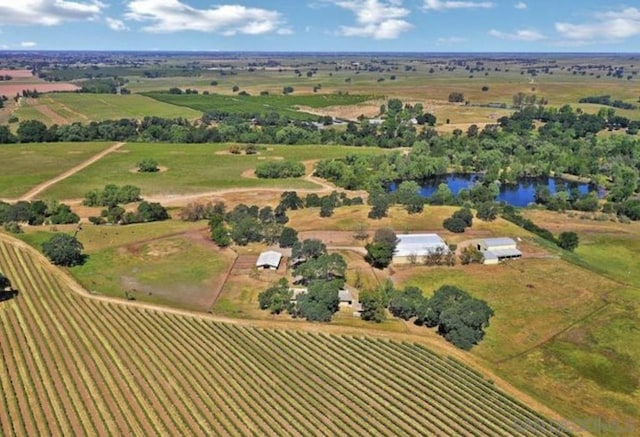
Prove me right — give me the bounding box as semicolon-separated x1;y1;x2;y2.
0;142;116;199
143;92;376;120
0;234;571;436
39;142;387;199
24;94;203;123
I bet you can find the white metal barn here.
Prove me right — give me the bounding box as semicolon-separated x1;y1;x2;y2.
476;238;522;265
392;233;449;265
255;251;283;270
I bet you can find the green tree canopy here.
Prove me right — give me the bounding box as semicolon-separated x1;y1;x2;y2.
42;234;85;267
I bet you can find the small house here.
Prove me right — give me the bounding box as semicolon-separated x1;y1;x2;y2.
255;251;283;270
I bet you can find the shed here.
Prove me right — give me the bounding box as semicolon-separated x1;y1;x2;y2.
393;233;449;265
338;289;353;306
255;251;283;270
477;238;522;264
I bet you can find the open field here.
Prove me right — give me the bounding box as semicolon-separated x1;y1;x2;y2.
0;142;116;199
0;234;572;436
13;94;204;124
144;92;377;121
39;143;387;200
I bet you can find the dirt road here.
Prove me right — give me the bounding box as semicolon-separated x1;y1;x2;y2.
20;142;125;201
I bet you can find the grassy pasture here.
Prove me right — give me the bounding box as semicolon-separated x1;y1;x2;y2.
40;142;386;199
0;142;115;198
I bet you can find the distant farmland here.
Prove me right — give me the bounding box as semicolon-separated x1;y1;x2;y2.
0;235;571;436
144;92;376;120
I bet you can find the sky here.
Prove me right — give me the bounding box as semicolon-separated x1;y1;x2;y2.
0;0;639;52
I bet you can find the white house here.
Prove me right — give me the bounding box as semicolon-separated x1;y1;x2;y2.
393;233;449;265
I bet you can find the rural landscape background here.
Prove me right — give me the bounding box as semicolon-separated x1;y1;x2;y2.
1;1;640;436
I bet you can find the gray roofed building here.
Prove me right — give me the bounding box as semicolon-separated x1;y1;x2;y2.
256;251;283;270
393;233;448;265
476;238;522;265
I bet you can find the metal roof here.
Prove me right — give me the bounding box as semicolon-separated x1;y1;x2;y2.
486;248;522;258
338;289;353;302
256;251;282;268
483;238;517;248
394;233;448;257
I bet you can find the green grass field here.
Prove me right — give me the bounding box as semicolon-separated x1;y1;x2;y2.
0;142;115;198
15;94;203;123
40;142;387;199
143;92;376;120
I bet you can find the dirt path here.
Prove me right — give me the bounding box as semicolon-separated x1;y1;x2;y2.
20;142;125;201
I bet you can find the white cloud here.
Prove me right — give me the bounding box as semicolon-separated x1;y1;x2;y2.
514;2;526;9
0;0;105;26
436;36;466;45
489;28;545;41
20;41;37;47
106;17;128;31
423;0;494;11
124;0;291;35
326;0;412;39
555;8;640;43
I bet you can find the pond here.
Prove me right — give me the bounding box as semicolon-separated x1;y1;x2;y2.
389;174;602;207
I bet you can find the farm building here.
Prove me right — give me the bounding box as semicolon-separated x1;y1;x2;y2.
290;287;354;307
255;251;283;270
476;238;522;265
393;233;449;265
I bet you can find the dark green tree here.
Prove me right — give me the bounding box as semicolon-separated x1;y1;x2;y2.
476;202;498;221
258;278;293;315
389;286;425;320
365;228;398;269
279;191;304;210
557;231;579;251
295;280;340;322
443;217;467;233
292;239;326;260
278;227;298;248
17;120;47;143
42;234;85;266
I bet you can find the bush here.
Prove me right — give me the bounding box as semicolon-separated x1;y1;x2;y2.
255;161;305;179
476;202;498;221
137;159;159;173
557;231;579;251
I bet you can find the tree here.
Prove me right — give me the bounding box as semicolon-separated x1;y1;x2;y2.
438;299;494;350
279;227;298;248
459;246;484;265
476;202;498;221
211;223;231;247
17;120;47;143
42;234;85;266
359;287;388;323
368;193;390;219
452;208;473;227
258;278;293;314
389;286;425;320
279;191;304;210
557;232;579;251
296;253;346;285
443;217;467;233
295;281;340;322
319;197;335;217
365;228;398;269
292;239;326;261
448;92;465;103
137;158;159;173
137;201;169;222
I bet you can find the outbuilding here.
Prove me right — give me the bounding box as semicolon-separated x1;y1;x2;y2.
476;238;522;265
393;233;449;265
255;251;283;270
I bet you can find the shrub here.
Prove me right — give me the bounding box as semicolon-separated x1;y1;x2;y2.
42;234;85;266
137;158;159;173
255;161;305;179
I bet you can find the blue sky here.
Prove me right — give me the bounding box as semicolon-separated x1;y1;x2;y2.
0;1;639;51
